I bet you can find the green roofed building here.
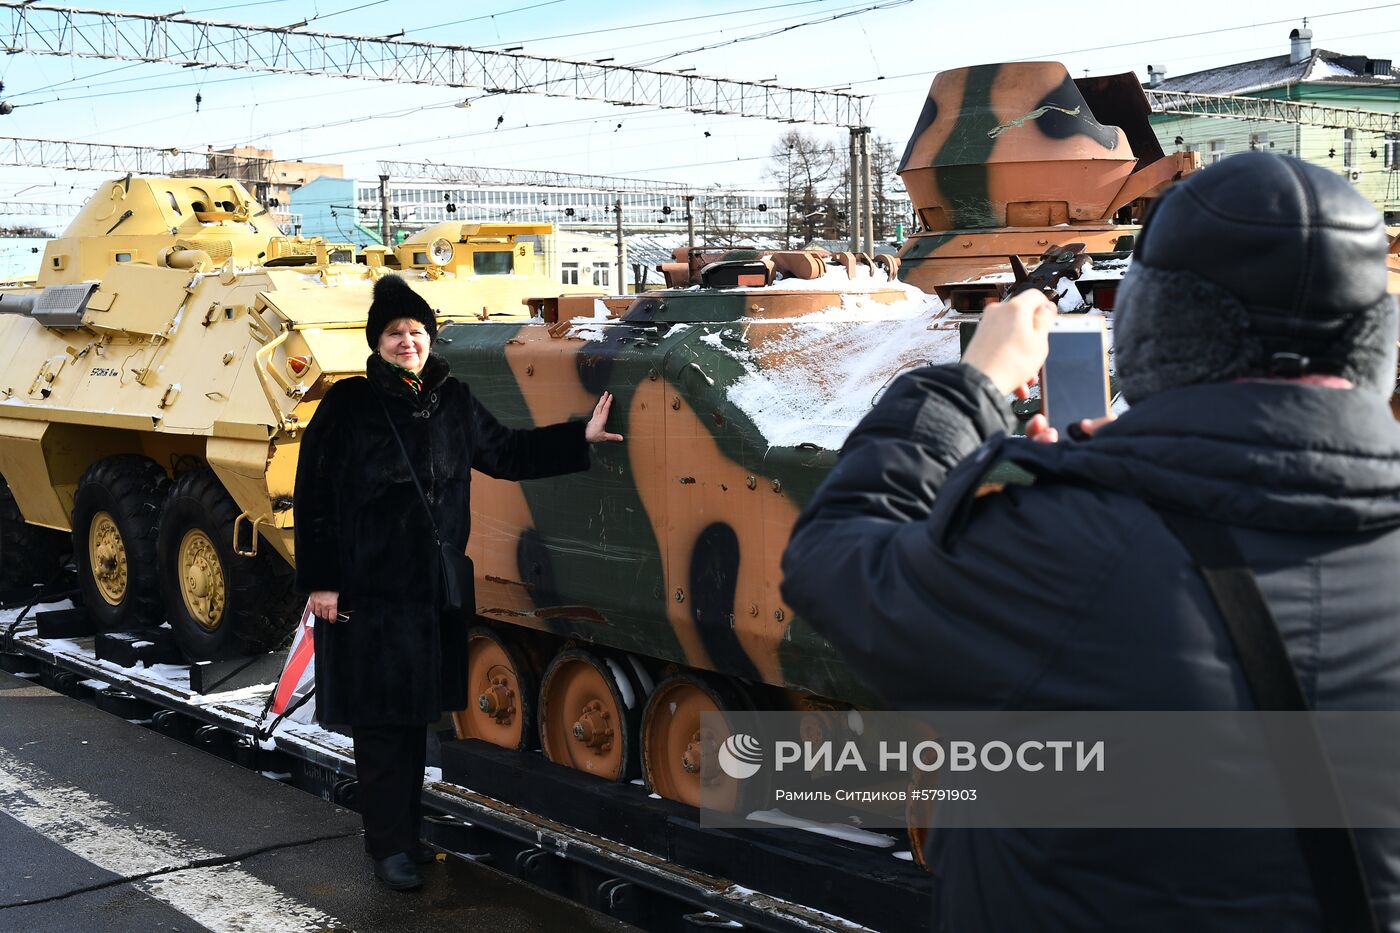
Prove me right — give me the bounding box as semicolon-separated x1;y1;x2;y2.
1147;26;1400;223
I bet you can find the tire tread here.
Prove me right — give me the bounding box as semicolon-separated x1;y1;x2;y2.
161;468;298;657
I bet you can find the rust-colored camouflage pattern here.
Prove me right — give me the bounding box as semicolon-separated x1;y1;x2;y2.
448;254;926;709
897;62;1196;308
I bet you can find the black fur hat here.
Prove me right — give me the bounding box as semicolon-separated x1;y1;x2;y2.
366;274;437;347
1114;151;1396;403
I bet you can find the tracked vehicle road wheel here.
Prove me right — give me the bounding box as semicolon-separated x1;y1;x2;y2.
641;672;751;808
906;771;936;873
538;648;642;782
157;468;298;660
452;627;536;751
0;479;68;603
72;456;169;631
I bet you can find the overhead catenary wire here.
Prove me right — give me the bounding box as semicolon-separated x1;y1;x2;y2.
814;3;1400;91
0;2;1392;206
165;0;895;151
13;0;886;112
19;0;873;118
0;4;867;127
15;0;845;103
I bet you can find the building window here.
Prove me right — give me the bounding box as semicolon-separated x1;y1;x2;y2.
562;263;580;285
1249;132;1269;150
1344;129;1356;168
1385;133;1399;171
1209;140;1226;163
592;264;610;287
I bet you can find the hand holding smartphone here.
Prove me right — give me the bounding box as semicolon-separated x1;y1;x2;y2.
1039;316;1110;435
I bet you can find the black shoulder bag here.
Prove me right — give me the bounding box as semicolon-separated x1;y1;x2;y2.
1154;508;1379;933
374;393;472;612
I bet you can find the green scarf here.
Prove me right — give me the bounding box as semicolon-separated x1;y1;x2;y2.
387;360;423;396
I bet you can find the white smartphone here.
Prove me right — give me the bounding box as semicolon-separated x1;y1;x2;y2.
1040;316;1110;435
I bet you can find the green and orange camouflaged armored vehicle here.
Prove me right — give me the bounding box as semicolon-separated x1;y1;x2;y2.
0;174;590;659
896;60;1198;310
428;60;1216;806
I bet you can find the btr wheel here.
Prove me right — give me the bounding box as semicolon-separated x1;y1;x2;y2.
0;478;68;603
452;627;536;751
538;648;641;781
71;455;169;630
157;468;298;660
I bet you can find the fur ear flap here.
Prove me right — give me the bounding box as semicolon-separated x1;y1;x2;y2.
1114;265;1256;404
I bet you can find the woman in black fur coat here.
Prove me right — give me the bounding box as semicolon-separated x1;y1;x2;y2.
293;274;621;891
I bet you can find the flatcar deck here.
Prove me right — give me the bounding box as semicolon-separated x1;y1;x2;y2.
0;600;928;933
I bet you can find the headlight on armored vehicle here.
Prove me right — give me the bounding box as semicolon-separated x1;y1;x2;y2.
430;237;454;265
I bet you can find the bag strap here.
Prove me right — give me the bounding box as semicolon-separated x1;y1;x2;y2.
373;392;442;547
1153;508;1378;933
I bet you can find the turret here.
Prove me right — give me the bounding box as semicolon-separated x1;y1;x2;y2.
895;61;1198;307
35;176;283;286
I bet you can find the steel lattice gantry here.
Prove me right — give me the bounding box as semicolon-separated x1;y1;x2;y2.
0;135;272;175
1147;89;1400;134
0;3;867;127
378;161;691;195
0;199;81;214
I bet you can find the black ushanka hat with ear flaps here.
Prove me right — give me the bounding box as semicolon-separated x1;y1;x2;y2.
1113;150;1396;403
365;274;438;347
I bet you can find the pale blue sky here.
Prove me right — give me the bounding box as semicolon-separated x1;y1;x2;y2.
0;0;1394;208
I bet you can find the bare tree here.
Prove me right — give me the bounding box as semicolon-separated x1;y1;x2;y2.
870;135;906;241
696;189;744;247
767;130;842;247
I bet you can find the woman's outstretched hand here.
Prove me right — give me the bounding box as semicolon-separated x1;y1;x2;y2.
585;391;625;443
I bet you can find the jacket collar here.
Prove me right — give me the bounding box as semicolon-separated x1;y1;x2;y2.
366;352;451;410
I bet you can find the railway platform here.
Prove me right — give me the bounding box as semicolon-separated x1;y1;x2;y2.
0;669;635;933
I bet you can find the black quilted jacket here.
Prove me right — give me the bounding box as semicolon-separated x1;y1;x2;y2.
782;362;1400;932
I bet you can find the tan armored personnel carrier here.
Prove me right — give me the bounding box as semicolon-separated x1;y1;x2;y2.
0;175;584;659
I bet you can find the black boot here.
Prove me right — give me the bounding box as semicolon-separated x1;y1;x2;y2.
373;853;424;891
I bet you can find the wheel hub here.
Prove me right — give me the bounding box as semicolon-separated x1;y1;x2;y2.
88;511;128;606
178;528;226;632
571;700;614;753
477;678;515;723
681;731;704;774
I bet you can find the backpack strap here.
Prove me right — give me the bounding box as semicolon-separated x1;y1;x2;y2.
1154;507;1378;933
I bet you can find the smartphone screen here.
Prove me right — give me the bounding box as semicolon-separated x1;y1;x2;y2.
1040;317;1109;434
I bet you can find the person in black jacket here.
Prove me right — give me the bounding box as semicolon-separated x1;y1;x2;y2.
294;274;621;892
781;151;1400;931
